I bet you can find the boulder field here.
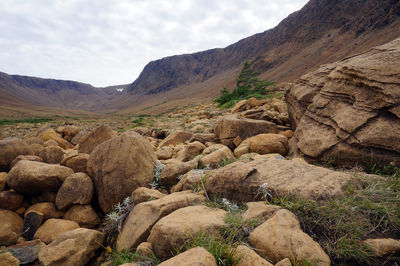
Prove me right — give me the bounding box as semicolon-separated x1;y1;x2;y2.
0;38;399;265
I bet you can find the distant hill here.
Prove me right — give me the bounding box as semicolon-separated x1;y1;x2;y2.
0;71;128;112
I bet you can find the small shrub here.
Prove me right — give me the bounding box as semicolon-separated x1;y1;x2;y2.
103;197;134;244
214;62;275;107
151;161;165;189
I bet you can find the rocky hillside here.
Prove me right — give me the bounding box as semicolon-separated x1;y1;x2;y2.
116;0;400;113
0;72;127;112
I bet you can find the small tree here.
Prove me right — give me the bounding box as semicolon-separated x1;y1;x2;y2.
214;62;274;107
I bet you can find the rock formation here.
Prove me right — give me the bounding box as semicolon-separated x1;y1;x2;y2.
286;37;400;166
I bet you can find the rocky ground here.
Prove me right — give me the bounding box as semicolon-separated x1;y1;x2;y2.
0;39;399;266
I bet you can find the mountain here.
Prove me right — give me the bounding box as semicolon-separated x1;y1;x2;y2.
115;0;400;113
0;71;128;112
1;0;399;116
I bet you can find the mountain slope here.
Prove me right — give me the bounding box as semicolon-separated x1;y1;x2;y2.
0;72;127;112
116;0;400;113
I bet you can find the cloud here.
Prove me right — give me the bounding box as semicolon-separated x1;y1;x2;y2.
0;0;308;86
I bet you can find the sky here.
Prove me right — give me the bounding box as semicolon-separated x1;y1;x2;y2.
0;0;308;87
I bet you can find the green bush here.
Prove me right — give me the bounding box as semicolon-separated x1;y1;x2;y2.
214;62;274;107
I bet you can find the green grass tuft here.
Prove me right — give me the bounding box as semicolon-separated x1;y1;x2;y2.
271;169;400;265
0;117;53;126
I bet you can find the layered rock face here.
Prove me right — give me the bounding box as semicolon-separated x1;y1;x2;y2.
286;38;400;166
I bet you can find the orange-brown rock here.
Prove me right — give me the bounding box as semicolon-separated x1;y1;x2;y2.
0;138;33;172
38;145;64;164
242;202;281;223
158;247;217;266
7;160;74;194
131;187;166;204
10;155;43;169
55;173;94;211
0;210;24;245
63;205;100;229
205;159;352;201
61;153;89;173
78;125;117;154
175;141;206;162
87;131;157;213
234;245;273;266
363;238;400;256
160;160;198;186
249;209;330;265
39;129;73;149
38;228;103;266
234;133;288;157
200;146;234;168
214;115;277;149
63;125;79;142
26;202;64;221
0;190;24;211
116;191;205;252
34;218;79;244
158;131;193;148
147;205;226;259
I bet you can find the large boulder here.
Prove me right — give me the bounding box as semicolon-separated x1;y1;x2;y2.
34;218;79;244
158;247;217;266
38;228;104;266
116;191;205;252
147;205;227;259
249;209;330;265
205;159;352;201
0;210;24;245
87;131;157;213
234;134;288;157
78;125;117;154
0;138;33;171
286;38;400;166
214;115;277;149
55;173;94;211
158;131;193;148
7;161;74;194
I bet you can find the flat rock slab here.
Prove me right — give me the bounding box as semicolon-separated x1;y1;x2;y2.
205;158;353;201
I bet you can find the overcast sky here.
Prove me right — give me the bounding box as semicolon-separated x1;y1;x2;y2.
0;0;308;87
